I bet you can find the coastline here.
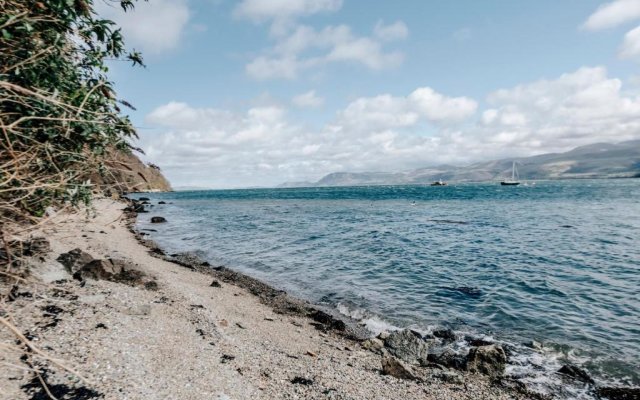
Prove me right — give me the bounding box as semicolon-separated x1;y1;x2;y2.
0;198;547;399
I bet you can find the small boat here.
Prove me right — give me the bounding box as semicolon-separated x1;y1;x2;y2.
431;179;447;186
501;161;520;186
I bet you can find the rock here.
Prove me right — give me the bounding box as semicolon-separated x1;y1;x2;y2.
362;338;384;353
557;365;594;384
308;309;346;331
381;355;417;380
378;331;391;340
73;259;125;281
465;345;507;377
57;249;95;275
466;337;494;347
523;339;543;351
433;328;456;342
597;387;640;400
158;201;166;204
383;329;429;365
139;197;150;201
210;280;222;288
433;370;464;384
426;349;466;370
150;216;167;223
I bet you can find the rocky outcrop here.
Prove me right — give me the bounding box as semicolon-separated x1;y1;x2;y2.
383;330;429;365
150;216;167;223
558;365;594;384
465;345;507;377
89;148;171;194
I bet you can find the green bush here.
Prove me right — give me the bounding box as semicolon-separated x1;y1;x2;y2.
1;0;145;221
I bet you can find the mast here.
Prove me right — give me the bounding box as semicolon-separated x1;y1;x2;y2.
512;161;516;181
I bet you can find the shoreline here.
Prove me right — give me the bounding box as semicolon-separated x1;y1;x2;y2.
0;197;622;399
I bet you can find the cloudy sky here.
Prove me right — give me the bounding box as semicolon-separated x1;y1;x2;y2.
101;0;640;188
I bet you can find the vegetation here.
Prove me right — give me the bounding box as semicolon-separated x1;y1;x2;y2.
1;0;146;225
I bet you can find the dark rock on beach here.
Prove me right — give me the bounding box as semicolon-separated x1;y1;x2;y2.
465;345;507;377
433;328;456;342
383;329;429;365
597;387;640;400
150;216;167;223
426;349;466;370
158;201;166;204
381;355;417;380
557;364;595;384
57;248;95;275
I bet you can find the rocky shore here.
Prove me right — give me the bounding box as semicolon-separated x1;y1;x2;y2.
1;198;635;399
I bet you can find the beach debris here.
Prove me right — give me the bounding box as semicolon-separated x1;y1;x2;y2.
383;329;429;365
291;377;314;385
219;319;229;327
264;317;275;321
95;323;108;329
210;280;222;288
150;216;167;223
306;350;317;357
465;344;507;377
381;355;417;380
236;322;246;329
220;354;235;363
557;365;595;384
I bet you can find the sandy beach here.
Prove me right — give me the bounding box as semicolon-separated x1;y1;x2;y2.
1;198;534;399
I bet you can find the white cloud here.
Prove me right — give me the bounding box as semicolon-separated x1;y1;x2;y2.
234;0;343;23
141;67;640;188
582;0;640;31
482;66;640;151
292;90;325;108
619;25;640;57
96;0;190;54
374;20;409;42
246;23;407;80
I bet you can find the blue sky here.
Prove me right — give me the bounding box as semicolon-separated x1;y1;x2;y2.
99;0;640;188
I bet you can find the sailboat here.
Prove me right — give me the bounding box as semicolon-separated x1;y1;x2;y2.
501;161;520;186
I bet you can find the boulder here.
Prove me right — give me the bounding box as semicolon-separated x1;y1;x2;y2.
465;345;507;377
426;349;466;370
73;259;125;281
57;249;95;275
139;197;150;201
381;355;417;380
433;328;456;342
150;216;167;223
383;329;429;365
558;365;594;384
597;387;640;400
158;201;166;205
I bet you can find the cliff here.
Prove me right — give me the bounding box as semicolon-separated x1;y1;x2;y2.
90;149;172;193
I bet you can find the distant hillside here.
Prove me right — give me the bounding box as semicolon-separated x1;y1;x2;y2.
279;140;640;187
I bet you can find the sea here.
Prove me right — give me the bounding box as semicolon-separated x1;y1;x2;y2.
134;179;640;398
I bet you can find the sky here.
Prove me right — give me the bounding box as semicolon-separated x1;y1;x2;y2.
98;0;640;188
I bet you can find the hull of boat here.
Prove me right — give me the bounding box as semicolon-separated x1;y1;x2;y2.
500;182;520;186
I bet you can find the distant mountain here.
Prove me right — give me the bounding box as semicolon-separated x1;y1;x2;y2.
278;140;640;188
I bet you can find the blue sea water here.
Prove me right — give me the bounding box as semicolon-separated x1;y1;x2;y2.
134;179;640;394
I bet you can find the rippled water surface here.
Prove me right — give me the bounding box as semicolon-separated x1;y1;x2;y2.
135;179;640;390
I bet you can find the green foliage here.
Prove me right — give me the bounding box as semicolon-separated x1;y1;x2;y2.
1;0;146;220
